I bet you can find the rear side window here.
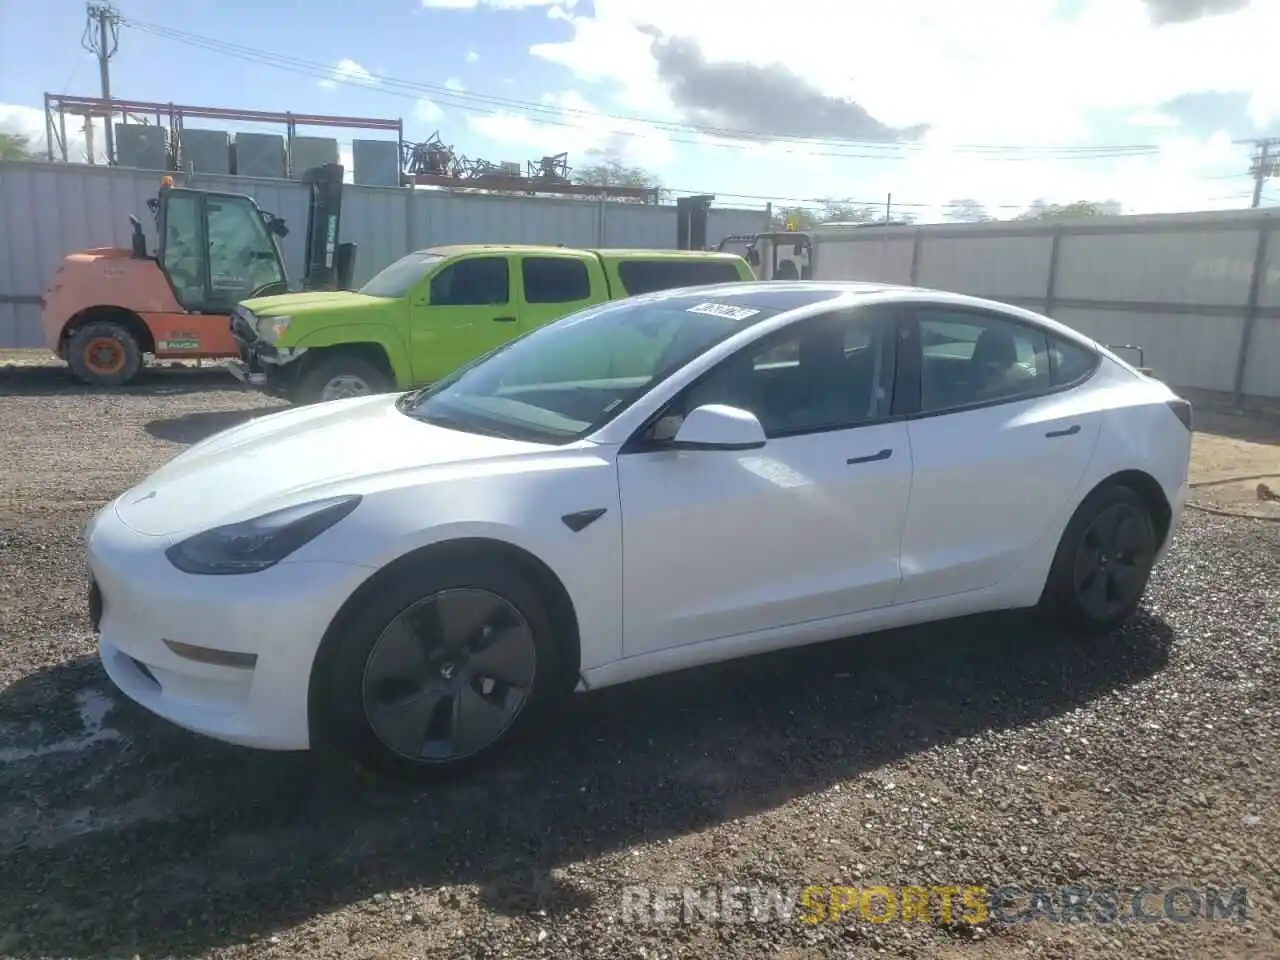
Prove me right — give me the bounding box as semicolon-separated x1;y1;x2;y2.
1050;337;1099;387
522;257;591;304
616;259;745;296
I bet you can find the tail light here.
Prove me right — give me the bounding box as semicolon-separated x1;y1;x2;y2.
1166;397;1192;432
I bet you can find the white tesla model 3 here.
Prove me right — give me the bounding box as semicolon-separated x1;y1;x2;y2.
86;282;1192;779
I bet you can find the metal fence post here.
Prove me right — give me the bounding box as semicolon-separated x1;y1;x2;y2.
909;228;923;285
1044;227;1063;317
406;186;420;254
1232;219;1272;406
597;200;607;246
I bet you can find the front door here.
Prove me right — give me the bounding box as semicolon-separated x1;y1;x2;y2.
616;304;912;656
894;305;1102;603
409;255;518;383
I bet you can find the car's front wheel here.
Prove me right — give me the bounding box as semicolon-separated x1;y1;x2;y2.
1039;483;1159;634
313;557;566;781
296;354;391;404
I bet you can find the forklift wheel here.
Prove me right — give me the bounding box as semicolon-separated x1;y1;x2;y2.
296;355;391;405
67;321;143;387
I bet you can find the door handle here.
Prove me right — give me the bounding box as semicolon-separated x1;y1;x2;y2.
492;315;517;322
1045;424;1081;438
847;448;892;465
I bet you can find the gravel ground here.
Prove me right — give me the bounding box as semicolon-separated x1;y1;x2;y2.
0;362;1277;960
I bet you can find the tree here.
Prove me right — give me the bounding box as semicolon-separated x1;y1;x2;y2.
945;198;994;223
1016;199;1121;221
573;160;659;190
0;132;39;161
768;200;884;231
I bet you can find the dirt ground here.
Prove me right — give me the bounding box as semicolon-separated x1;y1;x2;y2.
0;357;1278;960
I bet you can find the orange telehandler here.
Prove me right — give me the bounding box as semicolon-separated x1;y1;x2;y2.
40;162;355;386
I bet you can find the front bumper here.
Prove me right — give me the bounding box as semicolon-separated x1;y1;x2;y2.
229;311;302;399
87;502;372;751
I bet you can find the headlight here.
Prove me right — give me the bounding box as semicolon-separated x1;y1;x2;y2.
165;495;361;575
256;315;292;344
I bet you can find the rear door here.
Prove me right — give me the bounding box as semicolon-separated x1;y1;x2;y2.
894;304;1103;603
408;255;517;382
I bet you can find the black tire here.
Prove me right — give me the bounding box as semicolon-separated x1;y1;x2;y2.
311;556;569;783
66;321;143;386
294;354;391;405
1038;483;1158;635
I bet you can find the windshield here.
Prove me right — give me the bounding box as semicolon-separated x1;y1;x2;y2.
359;252;444;298
397;294;775;444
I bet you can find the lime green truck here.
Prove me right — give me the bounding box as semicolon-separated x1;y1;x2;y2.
227;243;755;404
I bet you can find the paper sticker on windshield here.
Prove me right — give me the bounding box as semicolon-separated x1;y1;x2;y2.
687;302;760;321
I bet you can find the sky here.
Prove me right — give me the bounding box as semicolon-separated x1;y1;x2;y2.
1;0;1279;221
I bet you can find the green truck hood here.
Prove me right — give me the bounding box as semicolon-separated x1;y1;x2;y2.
240;290;391;316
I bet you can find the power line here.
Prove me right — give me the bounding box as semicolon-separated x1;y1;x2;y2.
120;16;1164;162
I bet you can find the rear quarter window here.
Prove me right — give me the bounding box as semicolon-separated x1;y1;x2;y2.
1050;337;1099;387
616;258;746;296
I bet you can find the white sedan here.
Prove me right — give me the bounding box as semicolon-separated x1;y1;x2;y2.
87;281;1192;780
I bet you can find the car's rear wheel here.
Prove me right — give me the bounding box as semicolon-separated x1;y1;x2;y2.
1039;483;1158;634
314;557;565;782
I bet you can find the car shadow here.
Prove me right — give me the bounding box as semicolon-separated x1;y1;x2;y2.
143;407;280;445
0;610;1174;958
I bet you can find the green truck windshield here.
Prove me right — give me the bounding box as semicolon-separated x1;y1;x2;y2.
360;252;445;298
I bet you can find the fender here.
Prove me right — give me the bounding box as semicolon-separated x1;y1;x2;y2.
289;323;413;386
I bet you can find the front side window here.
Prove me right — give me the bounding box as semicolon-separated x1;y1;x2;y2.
397;294;781;444
666;306;899;439
360;252;444;299
522;256;591;303
916;309;1050;413
430;257;511;306
206;195;286;304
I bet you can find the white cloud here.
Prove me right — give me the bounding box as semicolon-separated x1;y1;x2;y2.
421;0;578;8
467;89;675;174
466;49;480;64
522;0;1278;215
318;59;379;90
415;98;444;123
444;77;466;93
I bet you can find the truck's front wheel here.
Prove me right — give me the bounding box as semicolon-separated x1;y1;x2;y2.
296;354;392;404
66;321;143;387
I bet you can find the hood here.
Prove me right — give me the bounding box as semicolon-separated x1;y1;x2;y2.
240;290;390;316
114;394;552;538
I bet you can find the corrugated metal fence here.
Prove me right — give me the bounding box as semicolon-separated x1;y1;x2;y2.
0;160;768;348
812;210;1280;401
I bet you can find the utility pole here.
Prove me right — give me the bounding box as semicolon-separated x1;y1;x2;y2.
1247;138;1280;208
82;1;120;164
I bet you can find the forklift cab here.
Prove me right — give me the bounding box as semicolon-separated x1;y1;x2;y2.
139;178;290;313
718;232;813;280
130;163;356;314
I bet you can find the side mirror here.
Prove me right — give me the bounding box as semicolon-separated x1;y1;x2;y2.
129;215;147;259
671;404;766;451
